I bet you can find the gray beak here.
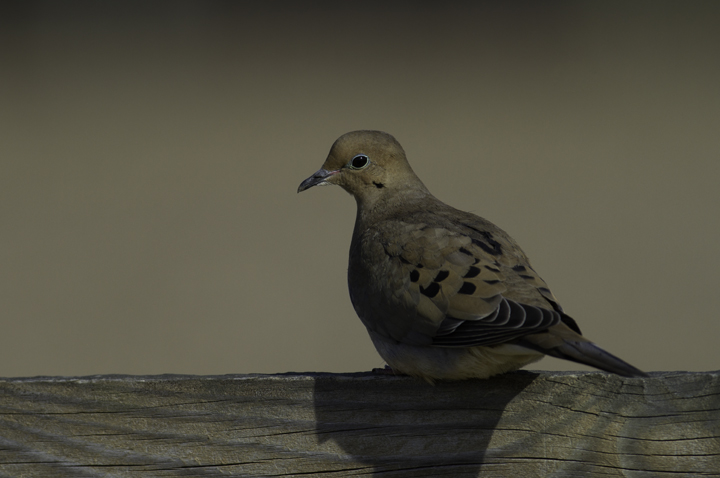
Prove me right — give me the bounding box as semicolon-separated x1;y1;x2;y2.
297;168;338;193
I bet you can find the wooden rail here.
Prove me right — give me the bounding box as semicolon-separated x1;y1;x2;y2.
0;371;718;477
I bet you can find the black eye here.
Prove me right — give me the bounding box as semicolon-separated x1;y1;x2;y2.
349;154;370;169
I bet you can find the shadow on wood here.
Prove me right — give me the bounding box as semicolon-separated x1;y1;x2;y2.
313;371;538;476
0;371;718;477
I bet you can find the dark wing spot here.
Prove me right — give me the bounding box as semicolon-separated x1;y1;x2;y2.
434;270;450;282
512;265;527;272
420;282;441;298
410;270;420;282
519;274;535;280
463;266;481;278
484;265;500;273
463;223;483;234
459;247;473;256
463;225;503;256
373;181;385;188
471;236;502;256
416;263;424;269
484;280;500;285
458;282;476;295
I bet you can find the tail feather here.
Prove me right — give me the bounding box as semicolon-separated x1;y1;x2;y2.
517;323;648;377
544;340;648;378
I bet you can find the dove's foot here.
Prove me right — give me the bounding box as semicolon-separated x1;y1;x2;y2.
372;365;404;376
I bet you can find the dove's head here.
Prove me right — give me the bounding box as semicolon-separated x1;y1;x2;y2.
298;130;428;207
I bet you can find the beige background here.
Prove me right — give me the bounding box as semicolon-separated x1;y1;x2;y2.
2;2;718;377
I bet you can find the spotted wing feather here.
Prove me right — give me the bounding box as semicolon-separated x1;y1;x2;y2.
350;221;562;347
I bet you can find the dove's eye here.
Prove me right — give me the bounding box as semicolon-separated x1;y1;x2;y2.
349;154;370;170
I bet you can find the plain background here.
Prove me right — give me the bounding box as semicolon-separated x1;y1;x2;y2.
2;1;719;377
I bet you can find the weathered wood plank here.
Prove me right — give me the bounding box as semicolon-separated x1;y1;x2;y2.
0;372;718;477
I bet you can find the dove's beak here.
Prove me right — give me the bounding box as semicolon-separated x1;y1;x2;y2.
297;168;339;193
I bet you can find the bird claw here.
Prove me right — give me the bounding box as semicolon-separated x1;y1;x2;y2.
372;365;402;376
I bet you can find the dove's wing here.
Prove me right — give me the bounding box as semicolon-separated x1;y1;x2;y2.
348;218;569;348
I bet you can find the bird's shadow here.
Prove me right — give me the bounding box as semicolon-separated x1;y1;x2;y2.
313;370;538;477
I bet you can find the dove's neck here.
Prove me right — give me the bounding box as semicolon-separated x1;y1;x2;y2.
352;179;435;231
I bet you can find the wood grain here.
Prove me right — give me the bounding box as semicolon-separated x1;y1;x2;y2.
0;371;718;477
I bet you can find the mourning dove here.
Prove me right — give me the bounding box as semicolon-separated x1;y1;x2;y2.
298;130;647;382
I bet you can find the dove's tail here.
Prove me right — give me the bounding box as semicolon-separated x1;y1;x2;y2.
519;324;648;378
541;339;648;377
